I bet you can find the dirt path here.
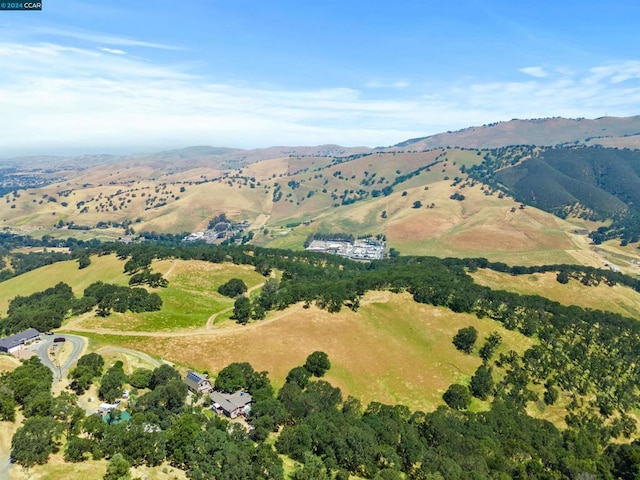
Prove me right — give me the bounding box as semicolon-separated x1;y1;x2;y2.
204;281;266;329
61;310;97;331
163;259;179;278
96;346;162;368
251;214;271;231
62;303;306;339
204;307;232;330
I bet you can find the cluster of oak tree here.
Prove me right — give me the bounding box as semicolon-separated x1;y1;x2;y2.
4;238;640;476
0;280;162;335
5;348;640;479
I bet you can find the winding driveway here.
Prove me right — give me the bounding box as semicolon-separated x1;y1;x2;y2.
35;334;86;382
0;335;85;479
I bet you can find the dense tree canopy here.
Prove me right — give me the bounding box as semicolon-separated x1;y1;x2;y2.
11;416;62;467
304;351;331;377
69;353;105;395
99;361;127;403
0;282;75;334
217;278;248;297
452;326;478;354
443;384;472;410
232;296;252;324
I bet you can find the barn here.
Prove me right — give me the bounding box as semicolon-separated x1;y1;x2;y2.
0;328;41;354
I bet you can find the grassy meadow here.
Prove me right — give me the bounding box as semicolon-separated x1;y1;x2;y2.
471;268;640;320
0;254;129;315
66;291;534;412
68;259;267;332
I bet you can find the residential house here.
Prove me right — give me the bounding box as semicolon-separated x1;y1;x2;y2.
210;390;252;418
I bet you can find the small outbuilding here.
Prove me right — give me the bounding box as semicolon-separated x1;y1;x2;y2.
184;371;213;394
97;402;120;414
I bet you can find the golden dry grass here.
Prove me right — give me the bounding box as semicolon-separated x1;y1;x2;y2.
0;354;21;372
81;291;533;412
471;269;640;320
2;415;21;479
384;182;582;264
7;456;187;480
0;254;129;316
139;180;271;233
244;156;290;179
0;166;272;233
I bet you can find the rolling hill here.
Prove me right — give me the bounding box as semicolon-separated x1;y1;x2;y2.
397;115;640;150
468;145;640;245
3;253;636;411
0;116;640;269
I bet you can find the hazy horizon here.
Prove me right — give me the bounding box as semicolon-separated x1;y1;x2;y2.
2;1;640;156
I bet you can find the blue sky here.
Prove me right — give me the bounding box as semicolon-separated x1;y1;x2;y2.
2;0;640;156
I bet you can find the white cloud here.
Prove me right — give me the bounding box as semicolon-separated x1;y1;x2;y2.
2;40;640;156
364;80;411;89
99;47;127;55
590;61;640;84
519;66;548;78
32;26;182;50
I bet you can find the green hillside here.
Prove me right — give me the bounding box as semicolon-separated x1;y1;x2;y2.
470;145;640;244
4;242;640;479
0;254;129;315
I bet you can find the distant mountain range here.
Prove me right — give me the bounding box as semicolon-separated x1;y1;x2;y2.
2;114;640;265
5;115;640;168
395;115;640;150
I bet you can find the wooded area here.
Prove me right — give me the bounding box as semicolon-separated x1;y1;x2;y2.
3;239;640;478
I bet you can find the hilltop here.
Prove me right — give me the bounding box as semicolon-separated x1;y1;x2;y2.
397;115;640;150
1;115;640;269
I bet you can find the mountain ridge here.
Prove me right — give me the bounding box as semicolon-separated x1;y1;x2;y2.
5;115;640;167
1;115;640;270
396;115;640;150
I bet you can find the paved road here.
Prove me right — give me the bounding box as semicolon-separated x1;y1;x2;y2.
0;335;86;478
34;334;86;382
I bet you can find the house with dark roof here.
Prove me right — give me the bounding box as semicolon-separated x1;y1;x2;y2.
210;390;252;418
184;371;212;394
0;328;40;354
